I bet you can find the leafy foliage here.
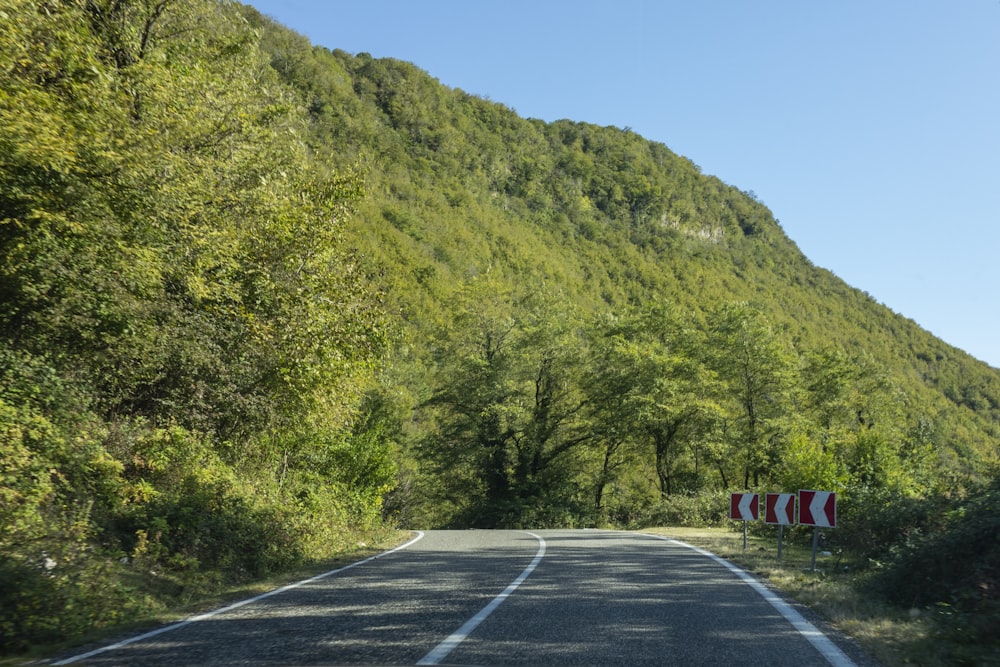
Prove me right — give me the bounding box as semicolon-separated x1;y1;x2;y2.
868;478;1000;664
0;0;389;652
415;275;592;527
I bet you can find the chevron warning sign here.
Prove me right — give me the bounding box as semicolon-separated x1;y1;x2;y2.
798;490;837;527
729;493;759;521
764;493;796;525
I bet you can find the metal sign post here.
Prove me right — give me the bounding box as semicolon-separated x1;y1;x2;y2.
810;527;821;571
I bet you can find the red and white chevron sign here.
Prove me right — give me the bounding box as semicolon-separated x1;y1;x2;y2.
798;490;837;527
764;493;796;525
729;493;759;521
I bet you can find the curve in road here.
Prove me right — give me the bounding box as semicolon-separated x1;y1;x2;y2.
51;529;866;666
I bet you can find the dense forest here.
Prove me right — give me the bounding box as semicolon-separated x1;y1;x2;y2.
1;0;998;656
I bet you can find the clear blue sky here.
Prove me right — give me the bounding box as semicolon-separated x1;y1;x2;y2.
248;1;1000;368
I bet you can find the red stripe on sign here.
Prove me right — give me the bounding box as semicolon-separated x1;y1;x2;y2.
821;493;836;527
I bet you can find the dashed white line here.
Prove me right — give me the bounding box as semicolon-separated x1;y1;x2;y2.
417;531;546;665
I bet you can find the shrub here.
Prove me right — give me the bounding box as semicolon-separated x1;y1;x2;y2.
835;485;948;565
0;515;144;654
875;478;1000;616
629;490;731;529
871;477;1000;659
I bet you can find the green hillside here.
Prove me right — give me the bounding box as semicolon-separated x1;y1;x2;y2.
247;9;1000;481
1;0;997;657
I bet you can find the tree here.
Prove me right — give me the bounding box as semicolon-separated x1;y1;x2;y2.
421;275;590;526
585;305;722;501
1;0;386;440
707;302;795;489
799;348;919;493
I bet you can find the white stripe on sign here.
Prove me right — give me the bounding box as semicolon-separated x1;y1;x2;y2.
739;493;756;520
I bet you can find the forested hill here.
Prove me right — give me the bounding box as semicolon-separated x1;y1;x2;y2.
2;0;999;654
244;7;1000;477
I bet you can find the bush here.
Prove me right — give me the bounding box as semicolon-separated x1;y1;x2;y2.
876;478;1000;612
871;478;1000;659
103;423;305;580
0;518;144;654
629;491;730;528
119;480;305;581
835;485;948;565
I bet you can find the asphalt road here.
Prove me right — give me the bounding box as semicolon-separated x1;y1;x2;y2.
53;530;868;666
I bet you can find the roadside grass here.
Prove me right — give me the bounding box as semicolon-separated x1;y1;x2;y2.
639;525;953;667
8;530;413;666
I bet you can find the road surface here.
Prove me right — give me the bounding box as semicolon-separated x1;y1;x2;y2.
53;530;867;666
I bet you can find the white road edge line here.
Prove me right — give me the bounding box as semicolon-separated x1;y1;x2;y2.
417;531;546;666
641;533;856;667
51;531;427;666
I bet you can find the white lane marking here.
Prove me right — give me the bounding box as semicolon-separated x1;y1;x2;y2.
641;533;856;667
417;531;546;666
52;531;427;666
